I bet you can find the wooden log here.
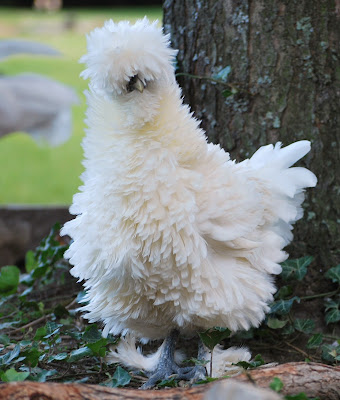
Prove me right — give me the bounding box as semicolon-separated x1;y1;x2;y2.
1;362;339;400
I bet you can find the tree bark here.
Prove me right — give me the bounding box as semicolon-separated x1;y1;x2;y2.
1;363;339;400
163;0;340;268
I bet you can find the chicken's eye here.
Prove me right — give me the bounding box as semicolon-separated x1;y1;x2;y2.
126;75;145;93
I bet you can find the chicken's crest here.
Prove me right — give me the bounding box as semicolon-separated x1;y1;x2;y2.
80;18;178;97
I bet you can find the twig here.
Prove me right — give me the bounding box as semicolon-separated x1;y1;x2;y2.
9;298;77;335
300;289;339;301
9;314;50;335
284;341;317;361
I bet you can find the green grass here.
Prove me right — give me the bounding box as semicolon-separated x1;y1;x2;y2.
0;7;162;204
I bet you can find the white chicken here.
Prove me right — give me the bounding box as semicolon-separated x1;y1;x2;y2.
62;18;317;388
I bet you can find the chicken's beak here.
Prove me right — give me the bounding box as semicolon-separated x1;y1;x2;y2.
133;77;145;93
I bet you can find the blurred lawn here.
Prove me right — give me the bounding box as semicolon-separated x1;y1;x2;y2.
0;7;162;205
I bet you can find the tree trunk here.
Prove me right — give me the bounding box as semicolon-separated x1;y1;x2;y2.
1;363;339;400
163;0;340;269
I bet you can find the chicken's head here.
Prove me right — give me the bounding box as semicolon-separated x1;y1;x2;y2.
80;18;178;99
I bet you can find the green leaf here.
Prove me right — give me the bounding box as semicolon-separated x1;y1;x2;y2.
25;250;38;273
235;354;265;369
0;265;20;295
325;264;340;283
87;338;108;357
275;285;293;299
83;325;103;343
321;344;340;362
21;347;42;368
157;376;178;388
47;352;68;363
307;333;323;349
0;334;10;345
325;308;340;324
31;368;57;382
198;327;231;351
234;329;254;340
0;344;21;365
281;256;313;281
44;322;62;338
0;368;30;382
68;347;93;363
213;65;231;82
270;377;284;392
285;393;319;400
187;358;209;366
267;317;288;329
34;326;47;341
110;366;131;387
222;89;233;98
270;297;300;315
324;298;339;311
0;321;21;330
53;304;69;319
293;319;315;334
195;377;219;385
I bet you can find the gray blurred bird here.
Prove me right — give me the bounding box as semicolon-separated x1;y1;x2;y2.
0;39;60;61
0;39;79;146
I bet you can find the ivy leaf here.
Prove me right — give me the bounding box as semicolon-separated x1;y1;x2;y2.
198;327;231;351
157;376;178;388
275;285;293;299
47;352;68;363
34;326;47;341
325;265;340;283
87;338;108;357
325;308;340;324
110;366;131;387
53;304;69;319
32;368;57;382
0;368;30;382
44;322;63;338
285;393;317;400
307;333;323;349
0;321;21;330
321;344;340;362
0;334;10;345
235;354;265;369
25;250;38;273
281;323;295;336
270;297;300;315
222;89;233;98
195;377;219;385
269;377;284;392
0;344;21;365
213;65;231;82
0;265;20;295
293;319;315;334
68;347;93;363
324;298;340;324
82;325;103;343
281;256;313;281
324;298;339;311
21;347;42;368
267;317;288;329
188;358;209;366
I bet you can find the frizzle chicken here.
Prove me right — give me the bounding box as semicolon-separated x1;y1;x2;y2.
62;18;317;388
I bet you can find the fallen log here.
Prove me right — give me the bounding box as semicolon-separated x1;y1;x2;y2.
1;362;339;400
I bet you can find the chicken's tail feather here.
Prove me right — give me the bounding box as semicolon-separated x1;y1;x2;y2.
245;140;317;224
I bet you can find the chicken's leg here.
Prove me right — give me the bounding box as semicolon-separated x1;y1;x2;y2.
140;330;206;389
